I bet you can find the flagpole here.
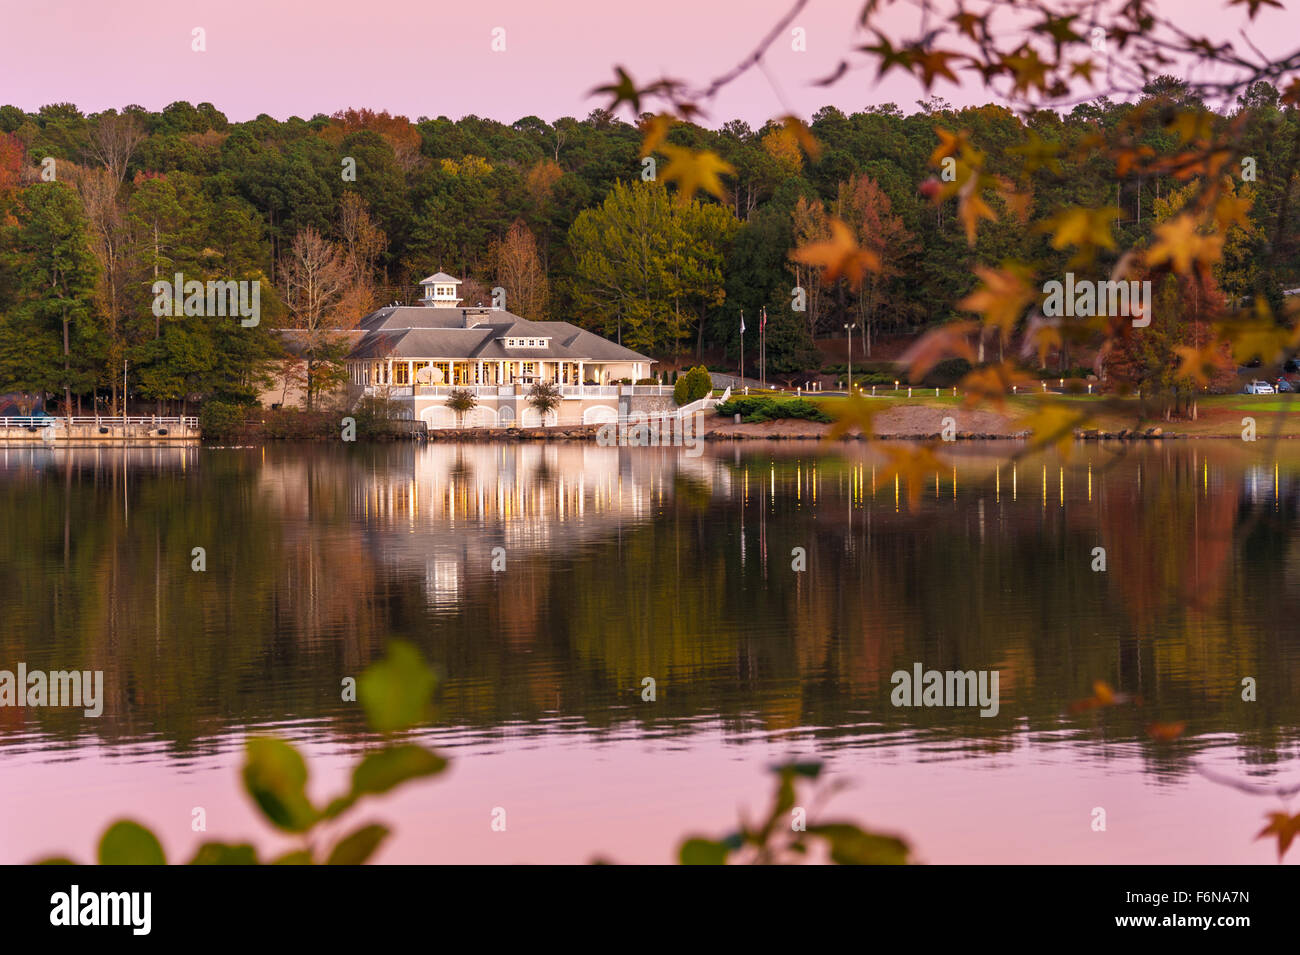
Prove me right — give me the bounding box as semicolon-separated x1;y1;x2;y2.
760;307;766;389
739;310;745;384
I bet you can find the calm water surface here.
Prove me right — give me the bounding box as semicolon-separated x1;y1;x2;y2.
1;439;1298;863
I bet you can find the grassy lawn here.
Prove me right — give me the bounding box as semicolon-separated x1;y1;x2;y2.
798;390;1300;436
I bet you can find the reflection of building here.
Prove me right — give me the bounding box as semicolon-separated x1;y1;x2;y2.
349;444;719;606
346;274;657;429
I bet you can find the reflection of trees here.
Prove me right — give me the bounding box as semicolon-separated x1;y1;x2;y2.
0;447;389;748
2;442;1298;778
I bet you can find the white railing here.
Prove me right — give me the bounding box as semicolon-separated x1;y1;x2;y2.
369;382;673;399
1;416;198;428
674;389;727;419
560;385;618;397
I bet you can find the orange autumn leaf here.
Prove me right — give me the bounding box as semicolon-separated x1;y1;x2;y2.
957;264;1036;341
957;188;997;245
790;218;881;289
958;361;1035;411
896;321;977;382
1146;721;1187;741
1256;811;1300;862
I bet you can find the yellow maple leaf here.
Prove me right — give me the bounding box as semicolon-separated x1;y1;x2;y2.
1222;320;1292;366
1040;207;1119;252
957;188;997;246
778;115;822;161
878;444;948;508
1009;130;1063;175
1146;214;1222;274
1166;110;1214;144
958;361;1035;411
824;389;881;442
659;145;734;203
1173;343;1232;387
1012;398;1088;458
638;114;674;159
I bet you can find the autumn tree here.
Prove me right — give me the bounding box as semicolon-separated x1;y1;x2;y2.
494;219;549;319
279;228;352;409
85;111;146;186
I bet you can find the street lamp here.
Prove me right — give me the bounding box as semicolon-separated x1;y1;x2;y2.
843;323;857;393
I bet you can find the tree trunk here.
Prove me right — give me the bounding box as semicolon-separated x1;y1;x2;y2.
62;311;71;415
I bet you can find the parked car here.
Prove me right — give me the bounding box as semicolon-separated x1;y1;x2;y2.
1244;380;1276;394
1276;377;1295;393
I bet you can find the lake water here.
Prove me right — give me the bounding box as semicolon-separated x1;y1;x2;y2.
1;439;1297;864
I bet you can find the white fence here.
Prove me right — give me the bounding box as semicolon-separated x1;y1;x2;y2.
1;416;198;428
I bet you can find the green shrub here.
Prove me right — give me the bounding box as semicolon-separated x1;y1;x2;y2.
199;400;245;439
921;358;972;387
674;365;713;405
714;396;832;423
354;396;406;434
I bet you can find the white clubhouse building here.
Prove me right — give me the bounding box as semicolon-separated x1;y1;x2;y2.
346;274;662;429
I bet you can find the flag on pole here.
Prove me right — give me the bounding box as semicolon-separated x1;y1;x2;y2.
739;311;745;335
760;307;766;333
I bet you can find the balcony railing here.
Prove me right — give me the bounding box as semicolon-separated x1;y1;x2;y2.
364;383;673;400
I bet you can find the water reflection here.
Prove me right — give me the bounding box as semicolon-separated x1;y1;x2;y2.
1;439;1298;862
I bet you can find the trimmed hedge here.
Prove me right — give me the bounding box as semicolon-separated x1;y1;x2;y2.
714;396;833;423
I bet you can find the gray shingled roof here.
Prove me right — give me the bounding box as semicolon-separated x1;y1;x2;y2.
345;306;654;363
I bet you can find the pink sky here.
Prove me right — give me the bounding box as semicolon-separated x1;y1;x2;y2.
3;0;1298;125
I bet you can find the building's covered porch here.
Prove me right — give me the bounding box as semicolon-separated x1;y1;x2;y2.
349;357;649;389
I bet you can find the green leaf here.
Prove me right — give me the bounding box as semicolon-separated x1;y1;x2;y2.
35;857;78;865
270;850;315;865
352;745;448;797
777;760;824;780
242;737;319;833
358;641;437;733
189;842;259;865
326;824;390;865
98;821;166;865
807;824;911;865
679;838;730;865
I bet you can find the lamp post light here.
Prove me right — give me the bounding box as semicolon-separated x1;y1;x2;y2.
843;323;856;394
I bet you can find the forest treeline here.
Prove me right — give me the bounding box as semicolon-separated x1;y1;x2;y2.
0;79;1296;412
